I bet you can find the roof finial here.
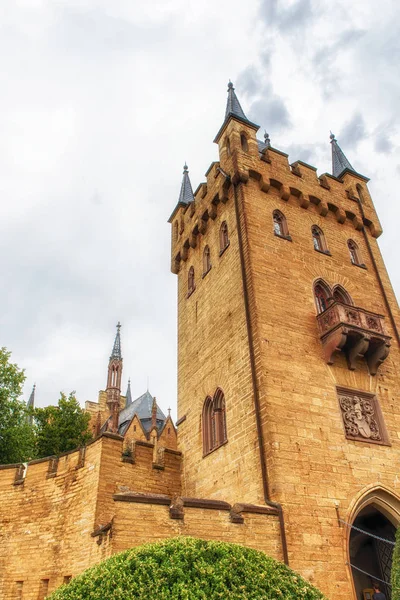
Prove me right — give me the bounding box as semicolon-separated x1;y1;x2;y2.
264;130;271;148
168;407;171;416
183;162;188;173
227;80;234;91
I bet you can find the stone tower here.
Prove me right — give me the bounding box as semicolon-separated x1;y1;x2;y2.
170;83;400;599
106;321;123;433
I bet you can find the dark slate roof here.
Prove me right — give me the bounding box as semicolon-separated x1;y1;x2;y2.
110;322;122;359
225;81;247;121
330;133;355;178
178;164;195;206
118;390;166;435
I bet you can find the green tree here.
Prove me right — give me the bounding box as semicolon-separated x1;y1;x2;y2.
34;392;92;458
0;347;35;464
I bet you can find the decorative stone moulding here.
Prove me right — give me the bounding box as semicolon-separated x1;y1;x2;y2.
337;387;389;445
317;301;391;375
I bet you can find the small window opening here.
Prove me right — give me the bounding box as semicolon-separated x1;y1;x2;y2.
273;210;289;238
333;285;353;305
312;225;328;253
240;134;248;152
203;245;211;275
202;389;227;455
188;266;195;296
348;239;363;266
314;280;331;314
226;137;231;156
219;221;229;254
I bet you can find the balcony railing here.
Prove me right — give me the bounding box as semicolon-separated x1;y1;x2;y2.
316;301;391;375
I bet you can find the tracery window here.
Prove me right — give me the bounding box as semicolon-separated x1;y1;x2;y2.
219;221;229;254
312;225;329;253
203;245;211;276
188;266;195;296
273;210;290;238
240;133;248;152
332;285;353;305
348;240;363;266
202;388;227;455
314;280;331;314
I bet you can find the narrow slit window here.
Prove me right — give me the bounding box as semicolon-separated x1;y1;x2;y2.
188;266;195;296
312;225;328;253
240;133;248;152
203;245;211;275
348;240;363;266
273;210;289;238
219;221;229;253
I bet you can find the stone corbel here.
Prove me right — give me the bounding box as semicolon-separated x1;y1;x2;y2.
365;339;391;376
189;232;197;249
318;201;329;217
322;328;348;365
280;185;290;201
335;208;346;224
298;193;309;209
198;219;207;235
346;334;370;371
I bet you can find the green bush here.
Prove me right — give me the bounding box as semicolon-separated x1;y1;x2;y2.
392;527;400;599
49;537;326;600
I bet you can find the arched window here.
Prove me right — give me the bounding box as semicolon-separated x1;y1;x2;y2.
314;280;331;314
203;245;211;276
332;285;353;305
202;389;227;455
219;221;229;254
273;210;290;238
312;225;329;253
348;240;363;266
188;266;195;296
240;133;248;152
226;137;231;156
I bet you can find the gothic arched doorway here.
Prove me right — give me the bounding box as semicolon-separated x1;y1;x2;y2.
349;504;396;599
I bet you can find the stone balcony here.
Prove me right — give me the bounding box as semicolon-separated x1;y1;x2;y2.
316;301;391;375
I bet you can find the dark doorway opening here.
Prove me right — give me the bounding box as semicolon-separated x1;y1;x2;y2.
350;505;395;600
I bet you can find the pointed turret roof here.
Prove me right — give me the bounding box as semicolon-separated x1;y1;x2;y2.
178;164;195;206
125;378;132;407
214;81;259;143
225;81;248;121
168;164;195;222
330;132;355;178
27;384;35;409
110;322;122;360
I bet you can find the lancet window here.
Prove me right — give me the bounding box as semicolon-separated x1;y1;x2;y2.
314;280;331;314
273;210;290;238
202;388;227;456
312;225;329;253
188;266;195;296
219;221;229;254
203;245;211;276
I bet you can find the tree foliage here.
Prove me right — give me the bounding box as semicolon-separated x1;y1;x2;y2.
392;527;400;598
34;393;92;458
49;537;326;600
0;347;35;464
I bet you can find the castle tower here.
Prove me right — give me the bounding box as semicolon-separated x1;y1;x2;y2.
170;83;400;599
106;322;123;433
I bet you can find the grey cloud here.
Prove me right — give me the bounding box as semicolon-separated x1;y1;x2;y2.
249;94;291;132
374;133;393;154
259;0;314;32
236;66;260;98
339;113;367;150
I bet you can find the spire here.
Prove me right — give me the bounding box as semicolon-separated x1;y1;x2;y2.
225;81;248;121
330;132;355;178
178;163;195;206
110;322;122;359
125;378;132;407
27;384;35;410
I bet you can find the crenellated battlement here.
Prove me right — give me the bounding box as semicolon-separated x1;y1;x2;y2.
170;137;382;274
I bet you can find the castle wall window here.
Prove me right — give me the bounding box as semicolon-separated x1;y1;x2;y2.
312;225;329;254
240;133;248;152
314;280;331;314
219;221;229;255
203;245;211;276
187;266;195;297
226;137;231;156
348;239;364;267
273;210;291;239
38;579;49;600
203;388;227;456
332;285;353;305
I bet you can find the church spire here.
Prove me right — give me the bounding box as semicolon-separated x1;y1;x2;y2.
106;322;123;433
27;384;35;425
330;132;355;178
178;163;195;206
110;321;122;359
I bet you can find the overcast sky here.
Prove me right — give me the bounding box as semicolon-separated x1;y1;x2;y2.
1;0;399;418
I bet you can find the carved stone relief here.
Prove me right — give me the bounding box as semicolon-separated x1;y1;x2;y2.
337;388;388;444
